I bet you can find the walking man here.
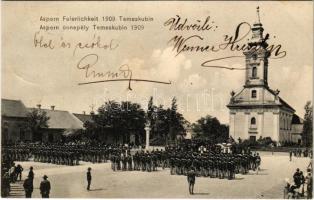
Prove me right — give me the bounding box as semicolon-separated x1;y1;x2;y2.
23;175;33;198
40;175;51;198
87;167;92;191
187;167;196;195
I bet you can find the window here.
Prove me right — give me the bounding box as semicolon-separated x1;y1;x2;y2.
251;117;256;125
251;90;257;98
252;67;257;78
250;136;256;142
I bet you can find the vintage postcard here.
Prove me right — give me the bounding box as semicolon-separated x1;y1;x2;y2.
1;1;313;199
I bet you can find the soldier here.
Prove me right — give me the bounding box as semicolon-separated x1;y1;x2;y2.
127;154;133;171
86;167;92;191
255;153;261;174
133;152;139;171
187;167;196;195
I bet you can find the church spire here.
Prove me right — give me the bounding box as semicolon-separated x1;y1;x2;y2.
250;6;264;45
256;6;261;24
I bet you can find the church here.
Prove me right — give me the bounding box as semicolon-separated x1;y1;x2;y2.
227;8;303;144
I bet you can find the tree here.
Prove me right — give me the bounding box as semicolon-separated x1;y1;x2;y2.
26;109;50;141
192;115;229;144
84;101;146;144
169;97;186;140
146;97;187;145
302;101;313;147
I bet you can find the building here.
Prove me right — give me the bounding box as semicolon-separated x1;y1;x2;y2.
227;8;303;144
73;112;92;125
28;106;84;143
1;99;31;143
291;114;304;144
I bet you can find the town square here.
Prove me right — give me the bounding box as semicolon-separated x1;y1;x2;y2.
1;1;313;199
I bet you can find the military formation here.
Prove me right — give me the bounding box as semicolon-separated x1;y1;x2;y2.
108;143;261;180
1;143;131;166
2;142;261;182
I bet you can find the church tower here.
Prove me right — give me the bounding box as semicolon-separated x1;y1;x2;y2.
227;7;295;143
243;7;270;88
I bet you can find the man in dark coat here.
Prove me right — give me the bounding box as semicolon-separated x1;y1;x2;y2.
15;164;23;181
187;167;196;195
23;175;33;198
87;167;92;191
40;175;51;198
28;166;34;181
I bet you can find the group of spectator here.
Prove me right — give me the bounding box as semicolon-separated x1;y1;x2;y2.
284;167;312;199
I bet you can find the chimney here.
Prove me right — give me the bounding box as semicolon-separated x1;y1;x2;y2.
37;104;41;109
83;111;86;115
51;105;55;110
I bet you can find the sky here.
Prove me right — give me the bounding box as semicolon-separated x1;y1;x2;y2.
2;1;313;124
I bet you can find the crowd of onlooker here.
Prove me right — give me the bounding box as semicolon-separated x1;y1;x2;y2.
1;160;24;197
284;161;313;199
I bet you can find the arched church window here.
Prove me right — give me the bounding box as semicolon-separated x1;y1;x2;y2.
251;90;257;98
251;117;256;125
252;67;257;78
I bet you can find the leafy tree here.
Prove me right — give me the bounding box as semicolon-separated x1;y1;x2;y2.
192;115;229;144
84;101;146;144
302;101;313;147
26;109;50;141
169;97;186;140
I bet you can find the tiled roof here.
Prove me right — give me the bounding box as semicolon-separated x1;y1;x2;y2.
28;108;84;129
1;99;28;118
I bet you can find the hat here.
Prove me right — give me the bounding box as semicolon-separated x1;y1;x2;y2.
88;167;91;170
30;166;33;170
43;175;48;179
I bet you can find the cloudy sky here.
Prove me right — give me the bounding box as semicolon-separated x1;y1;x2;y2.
2;1;313;124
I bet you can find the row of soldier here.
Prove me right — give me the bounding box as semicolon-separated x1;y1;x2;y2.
108;146;261;180
2;143;132;166
2;143;261;180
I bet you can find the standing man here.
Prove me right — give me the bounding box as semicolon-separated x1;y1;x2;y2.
23;175;33;198
87;167;92;191
28;166;34;181
40;175;51;198
187;167;196;195
306;172;312;199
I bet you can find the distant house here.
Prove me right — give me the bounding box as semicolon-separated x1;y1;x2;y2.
28;106;84;143
1;99;31;143
73;112;92;125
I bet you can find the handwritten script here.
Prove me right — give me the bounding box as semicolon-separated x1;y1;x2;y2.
33;31;171;90
164;15;287;70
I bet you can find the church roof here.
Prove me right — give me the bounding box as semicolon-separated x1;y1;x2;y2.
266;87;295;112
291;114;303;124
1;99;28;118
